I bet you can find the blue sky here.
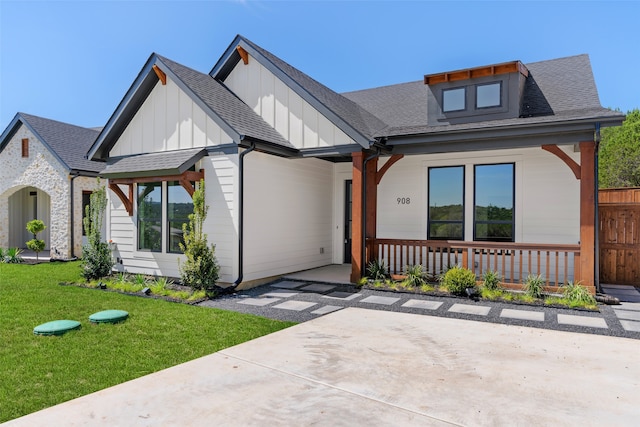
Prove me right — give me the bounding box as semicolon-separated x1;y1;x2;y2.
1;0;638;129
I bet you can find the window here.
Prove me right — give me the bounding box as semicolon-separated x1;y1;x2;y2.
137;183;162;252
81;191;92;236
474;164;514;242
428;166;464;240
476;82;501;109
167;181;192;253
21;138;29;157
442;87;466;112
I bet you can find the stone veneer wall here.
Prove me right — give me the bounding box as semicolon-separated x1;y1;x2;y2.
72;176;102;257
0;125;71;258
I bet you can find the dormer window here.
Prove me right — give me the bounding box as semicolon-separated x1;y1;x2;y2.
442;87;466;112
476;82;501;109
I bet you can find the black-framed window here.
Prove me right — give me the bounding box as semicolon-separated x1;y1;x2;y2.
442;87;466;112
81;191;91;236
476;82;501;109
428;166;464;240
137;183;162;252
167;181;193;253
474;163;514;242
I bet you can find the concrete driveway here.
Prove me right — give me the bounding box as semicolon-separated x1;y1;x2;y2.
5;308;639;426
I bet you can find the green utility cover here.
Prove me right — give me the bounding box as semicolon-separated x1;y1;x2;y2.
89;310;129;324
34;320;81;336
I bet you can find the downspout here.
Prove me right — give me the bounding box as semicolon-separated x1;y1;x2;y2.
594;123;601;293
361;147;381;278
232;141;256;289
69;172;81;260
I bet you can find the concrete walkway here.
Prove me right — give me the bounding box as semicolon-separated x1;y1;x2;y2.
6;308;640;426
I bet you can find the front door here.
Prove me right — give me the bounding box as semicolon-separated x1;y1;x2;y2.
344;180;352;263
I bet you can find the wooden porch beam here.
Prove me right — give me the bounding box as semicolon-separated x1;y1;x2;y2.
579;141;596;288
375;154;404;185
152;65;167;85
236;46;249;65
351;152;364;283
541;144;581;179
108;182;133;216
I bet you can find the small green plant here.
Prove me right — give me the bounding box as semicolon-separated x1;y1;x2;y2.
562;281;597;307
482;270;502;291
403;264;427;288
4;247;23;264
133;274;148;286
523;274;545;299
81;182;114;280
439;265;477;295
357;277;368;287
179;180;220;297
366;259;389;281
25;219;46;261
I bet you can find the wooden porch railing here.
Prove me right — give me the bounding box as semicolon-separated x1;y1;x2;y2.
368;238;581;288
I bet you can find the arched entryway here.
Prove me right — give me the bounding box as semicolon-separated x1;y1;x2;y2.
8;187;51;250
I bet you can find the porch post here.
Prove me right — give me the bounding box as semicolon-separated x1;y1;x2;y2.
351;152;364;283
579;141;596;288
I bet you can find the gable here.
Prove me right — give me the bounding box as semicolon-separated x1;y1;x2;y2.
109;75;234;157
224;54;355;150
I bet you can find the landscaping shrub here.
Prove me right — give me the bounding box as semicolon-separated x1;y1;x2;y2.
81;183;114;280
563;281;596;306
2;247;24;264
179;180;219;297
366;259;389;281
482;270;502;290
524;274;545;299
403;264;427;288
25;219;46;260
440;265;477;295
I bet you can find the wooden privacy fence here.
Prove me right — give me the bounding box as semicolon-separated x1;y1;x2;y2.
599;188;640;286
368;238;581;288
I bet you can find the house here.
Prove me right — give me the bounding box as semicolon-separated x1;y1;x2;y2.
87;35;624;292
0;113;105;259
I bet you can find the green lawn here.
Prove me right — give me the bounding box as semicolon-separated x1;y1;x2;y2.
0;262;295;422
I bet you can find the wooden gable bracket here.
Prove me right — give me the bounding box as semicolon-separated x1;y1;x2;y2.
108;169;205;216
541;145;581;180
236;46;249;65
376;154;404;185
152;64;167;85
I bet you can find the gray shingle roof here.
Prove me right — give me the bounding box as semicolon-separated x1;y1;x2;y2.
238;36;388;142
7;113;104;173
102;148;206;178
342;54;622;138
156;55;294;150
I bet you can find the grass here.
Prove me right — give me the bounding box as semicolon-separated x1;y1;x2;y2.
0;262;295;422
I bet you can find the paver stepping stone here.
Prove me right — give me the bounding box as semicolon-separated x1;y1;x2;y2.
613;309;640;321
311;305;343;315
238;298;280;307
34;320;81;336
272;301;317;311
618;303;640;312
300;284;336;293
89;310;129;324
402;300;443;310
323;291;361;301
619;320;640;332
449;304;491;316
557;314;608;329
270;281;305;289
262;291;299;298
500;309;544;322
360;295;400;306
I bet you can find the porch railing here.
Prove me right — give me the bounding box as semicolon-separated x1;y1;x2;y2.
367;238;581;287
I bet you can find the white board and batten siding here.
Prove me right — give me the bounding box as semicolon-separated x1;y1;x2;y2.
109;78;233;157
224;56;354;149
242;151;334;281
105;73;239;281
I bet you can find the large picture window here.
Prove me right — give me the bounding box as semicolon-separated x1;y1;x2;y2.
137;183;162;251
428;166;464;240
474;163;514;241
137;181;193;253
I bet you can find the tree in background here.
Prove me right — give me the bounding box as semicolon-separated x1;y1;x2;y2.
599;109;640;188
26;219;46;261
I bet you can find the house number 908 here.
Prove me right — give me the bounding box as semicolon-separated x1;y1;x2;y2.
397;197;411;205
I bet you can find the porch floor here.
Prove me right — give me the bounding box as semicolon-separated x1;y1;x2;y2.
283;264;352;284
20;250;51;262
